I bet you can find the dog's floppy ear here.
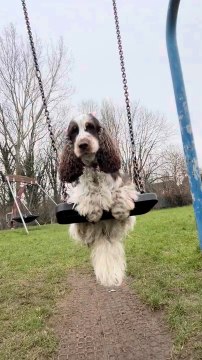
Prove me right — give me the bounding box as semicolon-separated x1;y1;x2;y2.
97;128;121;173
59;140;84;183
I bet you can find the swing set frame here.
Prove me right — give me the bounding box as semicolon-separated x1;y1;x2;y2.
166;0;202;249
3;174;57;234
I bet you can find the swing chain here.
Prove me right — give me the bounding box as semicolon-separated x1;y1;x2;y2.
112;0;145;193
21;0;57;158
21;0;67;201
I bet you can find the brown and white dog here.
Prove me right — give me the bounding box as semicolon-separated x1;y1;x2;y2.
59;113;138;287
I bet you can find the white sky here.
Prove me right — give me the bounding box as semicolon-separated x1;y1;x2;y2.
1;0;202;166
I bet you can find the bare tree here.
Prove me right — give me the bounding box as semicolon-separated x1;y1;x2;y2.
128;104;175;186
95;100;175;187
155;146;192;207
100;100;123;140
0;24;72;221
0;24;72;175
78;100;99;114
161;146;187;184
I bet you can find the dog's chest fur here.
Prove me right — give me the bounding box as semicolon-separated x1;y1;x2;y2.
68;168;122;212
79;168;120;193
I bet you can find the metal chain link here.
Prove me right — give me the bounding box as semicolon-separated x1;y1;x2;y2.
112;0;145;193
21;0;67;200
21;0;57;158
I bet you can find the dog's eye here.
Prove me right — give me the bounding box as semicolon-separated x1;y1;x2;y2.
68;124;79;141
85;123;95;131
70;125;78;135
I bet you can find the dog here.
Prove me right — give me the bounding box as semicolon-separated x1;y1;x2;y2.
59;113;138;287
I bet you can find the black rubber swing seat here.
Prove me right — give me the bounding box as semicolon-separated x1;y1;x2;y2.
12;214;39;223
56;193;158;224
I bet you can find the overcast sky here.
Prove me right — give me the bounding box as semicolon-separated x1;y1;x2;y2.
1;0;202;166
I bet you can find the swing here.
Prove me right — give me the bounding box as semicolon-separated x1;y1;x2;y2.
12;187;39;224
2;173;57;233
12;214;39;223
5;175;40;225
21;0;158;224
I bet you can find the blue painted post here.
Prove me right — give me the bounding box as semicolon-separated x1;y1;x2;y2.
166;0;202;249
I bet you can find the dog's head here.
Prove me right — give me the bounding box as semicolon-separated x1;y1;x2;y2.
59;114;121;183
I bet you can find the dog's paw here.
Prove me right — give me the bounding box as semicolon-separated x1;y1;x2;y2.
75;202;87;217
86;207;103;223
75;202;103;223
111;204;130;220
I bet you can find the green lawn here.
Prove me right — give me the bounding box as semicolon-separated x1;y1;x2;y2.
0;225;90;360
126;206;202;359
0;206;201;359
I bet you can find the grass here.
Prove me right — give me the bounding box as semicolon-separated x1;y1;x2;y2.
0;206;202;359
0;225;90;360
126;206;202;358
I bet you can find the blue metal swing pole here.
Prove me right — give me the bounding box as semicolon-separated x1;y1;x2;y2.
166;0;202;249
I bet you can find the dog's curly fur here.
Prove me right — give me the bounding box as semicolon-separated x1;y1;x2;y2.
60;140;84;183
59;113;138;287
96;127;121;173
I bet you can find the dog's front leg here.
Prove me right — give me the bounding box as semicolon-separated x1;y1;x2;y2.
75;192;103;223
69;172;113;223
111;183;138;220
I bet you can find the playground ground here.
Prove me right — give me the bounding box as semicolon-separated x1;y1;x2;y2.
0;206;201;359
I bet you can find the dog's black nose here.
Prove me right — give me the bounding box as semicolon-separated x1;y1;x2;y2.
79;142;89;150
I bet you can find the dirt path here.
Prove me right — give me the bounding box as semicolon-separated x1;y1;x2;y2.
52;271;173;360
